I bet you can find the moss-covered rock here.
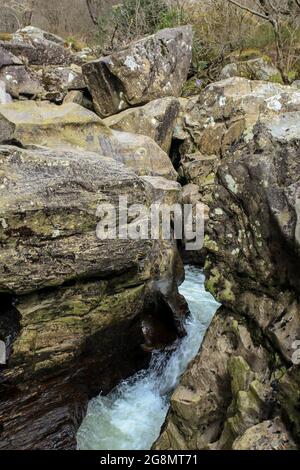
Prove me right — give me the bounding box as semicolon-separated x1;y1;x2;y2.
0;101;177;179
232;418;297;450
0;143;185;450
220;56;283;83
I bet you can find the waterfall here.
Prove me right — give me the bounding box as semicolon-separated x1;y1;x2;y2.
77;266;220;450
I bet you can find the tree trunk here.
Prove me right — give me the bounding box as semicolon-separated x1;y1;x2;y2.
86;0;98;25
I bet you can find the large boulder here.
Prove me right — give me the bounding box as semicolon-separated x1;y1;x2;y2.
83;26;193;118
0;144;185;449
155;112;300;449
0;101;177;179
103;97;180;153
0;145;154;294
0;26;72;66
0;65;44;98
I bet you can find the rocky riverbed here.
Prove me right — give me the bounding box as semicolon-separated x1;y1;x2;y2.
0;23;299;450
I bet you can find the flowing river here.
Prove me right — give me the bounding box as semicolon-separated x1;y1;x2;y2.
77;266;220;450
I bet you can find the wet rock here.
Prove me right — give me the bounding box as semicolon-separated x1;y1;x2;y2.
0;376;87;450
7;280;147;379
173;77;300;267
0;27;87;103
204;113;300;342
14;26;66;46
0;101;177;179
31;64;86;101
83;26;193;118
104;98;180;153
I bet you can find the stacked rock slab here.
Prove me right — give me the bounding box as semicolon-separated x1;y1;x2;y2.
0;101;177;180
175;77;300;203
154;109;300;449
0;27;87;102
103;98;180;154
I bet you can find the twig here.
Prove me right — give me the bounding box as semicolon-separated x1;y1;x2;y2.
226;0;271;21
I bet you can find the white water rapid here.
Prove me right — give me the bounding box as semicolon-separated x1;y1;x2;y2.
77;266;220;450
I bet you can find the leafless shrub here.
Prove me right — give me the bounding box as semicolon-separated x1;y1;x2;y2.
186;0;255;82
226;0;300;82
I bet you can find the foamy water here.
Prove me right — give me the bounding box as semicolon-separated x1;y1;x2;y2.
77;266;220;450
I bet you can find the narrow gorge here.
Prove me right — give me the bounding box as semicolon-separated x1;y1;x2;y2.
0;4;300;452
77;267;219;450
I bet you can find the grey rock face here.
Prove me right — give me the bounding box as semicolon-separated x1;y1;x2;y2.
103;97;180;153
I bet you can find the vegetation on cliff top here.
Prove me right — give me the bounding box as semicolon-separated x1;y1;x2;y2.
94;0;300;86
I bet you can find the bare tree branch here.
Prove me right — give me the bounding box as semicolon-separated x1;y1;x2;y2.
226;0;271;21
